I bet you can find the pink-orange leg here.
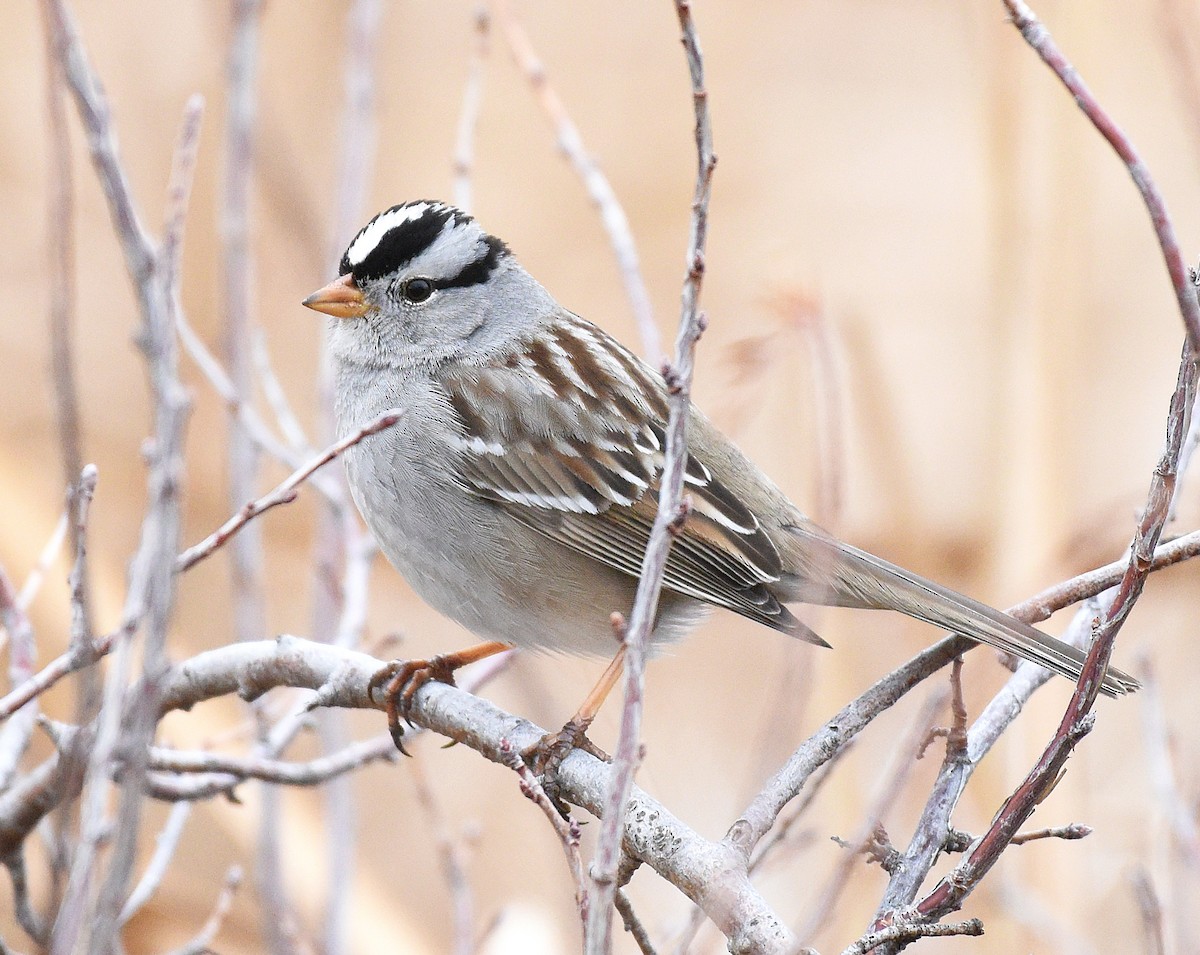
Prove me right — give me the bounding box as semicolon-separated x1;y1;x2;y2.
368;640;511;754
524;645;626;815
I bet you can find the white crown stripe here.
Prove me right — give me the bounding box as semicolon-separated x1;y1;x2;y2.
344;202;449;268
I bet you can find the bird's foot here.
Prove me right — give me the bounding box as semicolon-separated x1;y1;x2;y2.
522;717;610;818
367;640;511;755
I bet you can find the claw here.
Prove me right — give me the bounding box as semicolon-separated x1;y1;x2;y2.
366;642;511;756
521;717;610;818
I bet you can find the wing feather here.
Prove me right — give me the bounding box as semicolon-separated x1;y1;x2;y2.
439;313;815;639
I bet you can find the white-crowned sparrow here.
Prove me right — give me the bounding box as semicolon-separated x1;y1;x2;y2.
303;200;1138;707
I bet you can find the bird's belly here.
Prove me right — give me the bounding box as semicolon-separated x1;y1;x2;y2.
346;442;692;654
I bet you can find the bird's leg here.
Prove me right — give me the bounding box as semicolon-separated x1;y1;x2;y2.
368;640;511;754
524;646;626;816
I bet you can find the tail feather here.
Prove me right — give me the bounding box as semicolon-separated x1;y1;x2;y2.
781;527;1139;697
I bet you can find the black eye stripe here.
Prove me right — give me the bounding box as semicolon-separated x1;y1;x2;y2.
432;236;509;290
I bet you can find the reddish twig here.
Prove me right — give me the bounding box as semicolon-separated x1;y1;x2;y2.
913;336;1197;923
1002;0;1200;352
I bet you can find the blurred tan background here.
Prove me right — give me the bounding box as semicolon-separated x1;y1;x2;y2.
2;1;1199;952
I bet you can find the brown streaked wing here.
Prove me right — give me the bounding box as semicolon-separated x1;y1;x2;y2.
440;314;799;632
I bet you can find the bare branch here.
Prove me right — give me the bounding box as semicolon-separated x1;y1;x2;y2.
840;918;983;955
0;568;40;790
155;637;795;953
148;734;397;786
912;336;1198;924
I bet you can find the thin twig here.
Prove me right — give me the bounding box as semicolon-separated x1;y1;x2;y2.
1009;823;1092;846
148;734;398;787
1002;0;1200;351
252;327;315;455
615;889;658;955
0;568;40;790
410;755;476;955
175;410;403;573
1130;869;1167;955
15;512;69;613
65;465;97;659
118;801;192;924
222;0;266;653
161;865;244;955
491;0;660;359
587;5;715;951
839;918;983;955
913;335;1197;921
500;741;588;935
453;5;490;213
39;0;87;599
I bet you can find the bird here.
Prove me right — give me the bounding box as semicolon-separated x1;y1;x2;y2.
302;199;1138;742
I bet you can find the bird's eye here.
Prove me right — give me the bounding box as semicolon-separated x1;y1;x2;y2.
401;278;434;303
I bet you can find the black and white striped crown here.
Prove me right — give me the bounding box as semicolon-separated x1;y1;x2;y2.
339;200;509;288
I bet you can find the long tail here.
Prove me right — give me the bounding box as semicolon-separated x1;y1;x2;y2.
783;528;1140;697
